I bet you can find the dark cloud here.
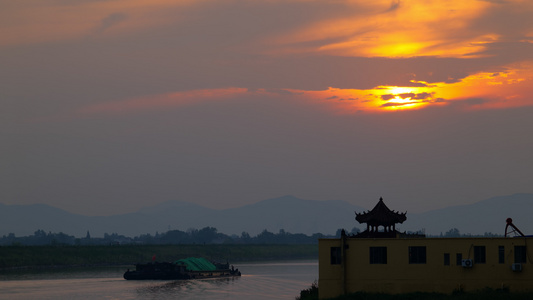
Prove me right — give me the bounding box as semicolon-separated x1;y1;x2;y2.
379;101;417;107
452;97;491;106
381;95;396;100
470;41;533;63
399;93;416;99
407;81;429;87
480;0;507;3
399;92;433;100
97;13;128;33
471;2;533;39
57;0;112;4
267;88;304;96
386;0;401;12
381;92;433;101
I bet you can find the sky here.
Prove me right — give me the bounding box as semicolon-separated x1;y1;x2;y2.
2;0;533;216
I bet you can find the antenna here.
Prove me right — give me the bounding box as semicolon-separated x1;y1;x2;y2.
505;218;525;237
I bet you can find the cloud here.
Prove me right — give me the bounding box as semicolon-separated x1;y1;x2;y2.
97;13;128;33
1;0;533;118
400;92;433;100
380;92;433;101
380;101;417;108
451;97;491;107
78;88;249;115
2;0;533;218
267;89;304;96
268;0;501;58
386;0;401;12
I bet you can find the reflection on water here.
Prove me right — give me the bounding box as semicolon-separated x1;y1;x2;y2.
135;277;242;300
137;276;239;292
0;261;317;300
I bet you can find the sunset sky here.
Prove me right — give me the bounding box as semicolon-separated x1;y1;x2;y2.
2;0;533;216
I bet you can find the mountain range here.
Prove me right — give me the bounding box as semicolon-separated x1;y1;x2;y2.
1;193;532;238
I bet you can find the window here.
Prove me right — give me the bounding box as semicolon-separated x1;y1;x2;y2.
498;246;505;264
444;253;450;266
474;246;486;264
330;247;342;265
370;247;387;264
456;253;462;266
515;246;527;263
409;246;426;264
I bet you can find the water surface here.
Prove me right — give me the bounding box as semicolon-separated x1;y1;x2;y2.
0;261;317;300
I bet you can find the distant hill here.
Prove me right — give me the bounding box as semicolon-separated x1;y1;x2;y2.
1;194;532;238
0;196;364;237
0;203;93;237
403;193;533;236
211;195;365;235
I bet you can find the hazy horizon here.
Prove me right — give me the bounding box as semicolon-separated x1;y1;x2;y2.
3;1;533;216
1;192;530;217
3;193;533;238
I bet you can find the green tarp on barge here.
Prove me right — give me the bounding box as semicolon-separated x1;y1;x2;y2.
174;257;217;271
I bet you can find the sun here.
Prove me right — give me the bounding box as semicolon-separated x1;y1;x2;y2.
372;86;431;110
382;96;423;110
388;87;415;95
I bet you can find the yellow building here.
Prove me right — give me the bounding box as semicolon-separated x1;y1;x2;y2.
318;198;533;299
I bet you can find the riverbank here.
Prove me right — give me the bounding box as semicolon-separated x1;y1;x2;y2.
0;244;317;269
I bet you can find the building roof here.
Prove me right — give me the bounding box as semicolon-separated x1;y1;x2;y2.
355;197;407;226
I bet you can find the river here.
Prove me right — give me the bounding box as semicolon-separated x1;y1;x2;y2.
0;261;317;300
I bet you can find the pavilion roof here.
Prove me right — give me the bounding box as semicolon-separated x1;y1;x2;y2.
355;197;407;226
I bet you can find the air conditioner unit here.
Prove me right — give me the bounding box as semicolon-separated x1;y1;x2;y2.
512;263;522;272
461;259;473;268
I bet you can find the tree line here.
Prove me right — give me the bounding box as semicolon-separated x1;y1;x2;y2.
431;227;502;238
0;227;359;246
1;227;501;246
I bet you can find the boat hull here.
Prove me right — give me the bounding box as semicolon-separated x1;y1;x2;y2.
123;261;241;280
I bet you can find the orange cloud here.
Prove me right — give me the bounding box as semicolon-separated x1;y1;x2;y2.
10;0;531;118
284;61;533;113
266;0;498;58
0;0;198;46
79;87;249;115
76;60;533;118
4;0;530;61
435;62;533;110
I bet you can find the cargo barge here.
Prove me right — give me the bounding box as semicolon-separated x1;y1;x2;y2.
123;257;241;280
